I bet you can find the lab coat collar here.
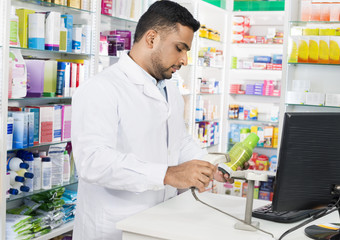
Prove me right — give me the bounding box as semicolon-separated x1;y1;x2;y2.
117;52;168;104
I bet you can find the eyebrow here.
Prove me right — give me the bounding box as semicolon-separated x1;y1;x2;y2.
178;42;190;51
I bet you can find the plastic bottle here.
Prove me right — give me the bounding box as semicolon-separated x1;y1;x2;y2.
23;153;34;192
8;171;25;186
12;182;30;193
41;157;52;190
218;133;260;176
10;6;20;47
16;169;34;179
63;151;70;183
59;19;67;52
7;157;29;171
33;152;42;191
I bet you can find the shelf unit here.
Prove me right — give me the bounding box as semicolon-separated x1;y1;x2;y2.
225;7;284;157
281;0;340;123
0;0;102;239
174;0;228;152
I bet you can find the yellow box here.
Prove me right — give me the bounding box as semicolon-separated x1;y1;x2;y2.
319;36;330;63
16;9;35;48
329;36;340;64
298;36;309;63
309;36;319;63
303;28;319;36
288;36;298;63
68;0;81;8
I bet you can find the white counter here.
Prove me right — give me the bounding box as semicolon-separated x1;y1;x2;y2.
116;191;339;240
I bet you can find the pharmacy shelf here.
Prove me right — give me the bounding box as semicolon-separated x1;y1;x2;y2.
197;93;222;96
10;46;93;57
9;97;72;101
229;69;282;79
7;177;78;202
231;43;283;49
229;93;280;98
8;140;71;152
196;119;220;123
11;0;93;14
290;21;340;25
197;65;224;69
34;221;74;240
199;37;225;45
232;11;285;17
228;119;279;126
288;62;340;66
100;13;138;24
286;103;340;109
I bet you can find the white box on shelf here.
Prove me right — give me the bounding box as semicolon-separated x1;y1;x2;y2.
305;92;325;106
286;91;306;104
292;79;311;92
325;93;340;107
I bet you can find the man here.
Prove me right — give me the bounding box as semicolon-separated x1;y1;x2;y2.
71;1;229;239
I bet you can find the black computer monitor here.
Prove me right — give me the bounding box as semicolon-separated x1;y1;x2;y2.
272;112;340;212
272;112;340;239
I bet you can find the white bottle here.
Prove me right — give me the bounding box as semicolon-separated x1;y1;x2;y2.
7;157;29;171
63;151;70;183
12;182;30;193
8;170;25;186
41;157;52;190
33;152;42;191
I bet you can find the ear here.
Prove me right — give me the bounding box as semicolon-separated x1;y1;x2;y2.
144;30;158;48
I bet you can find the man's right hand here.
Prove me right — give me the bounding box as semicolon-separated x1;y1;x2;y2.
163;160;216;193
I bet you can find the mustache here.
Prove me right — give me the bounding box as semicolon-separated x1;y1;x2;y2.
171;65;182;71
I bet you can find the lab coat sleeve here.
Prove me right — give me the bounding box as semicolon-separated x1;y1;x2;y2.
71;78;167;193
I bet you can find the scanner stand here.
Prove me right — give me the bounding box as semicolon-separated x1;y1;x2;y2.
231;170;271;231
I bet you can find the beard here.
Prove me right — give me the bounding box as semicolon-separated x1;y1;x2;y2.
151;50;178;80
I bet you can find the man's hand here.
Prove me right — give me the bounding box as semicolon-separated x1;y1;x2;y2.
213;161;250;183
164;160;216;193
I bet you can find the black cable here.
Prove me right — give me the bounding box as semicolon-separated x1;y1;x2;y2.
190;187;275;238
278;197;340;240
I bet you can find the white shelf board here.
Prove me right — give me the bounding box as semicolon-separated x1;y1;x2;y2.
34;222;74;240
231;43;283;49
230;69;282;79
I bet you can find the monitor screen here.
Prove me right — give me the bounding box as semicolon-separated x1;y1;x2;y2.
272;112;340;212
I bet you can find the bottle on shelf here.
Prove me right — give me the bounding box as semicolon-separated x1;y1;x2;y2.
7;157;29;171
8;171;25;186
11;182;30;193
63;151;70;183
41;157;52;190
33;152;42;191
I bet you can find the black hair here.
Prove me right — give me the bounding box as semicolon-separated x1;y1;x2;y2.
134;0;200;43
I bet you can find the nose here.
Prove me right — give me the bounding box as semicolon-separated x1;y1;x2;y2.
180;51;188;66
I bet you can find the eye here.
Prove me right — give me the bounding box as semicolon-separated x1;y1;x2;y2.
176;46;182;52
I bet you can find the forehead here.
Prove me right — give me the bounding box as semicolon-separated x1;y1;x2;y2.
161;24;194;48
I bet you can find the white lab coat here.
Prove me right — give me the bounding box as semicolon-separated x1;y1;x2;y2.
71;52;207;240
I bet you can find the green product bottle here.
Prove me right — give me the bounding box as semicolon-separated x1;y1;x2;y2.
218;133;259;176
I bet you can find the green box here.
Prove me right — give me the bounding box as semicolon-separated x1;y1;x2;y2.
233;1;285;12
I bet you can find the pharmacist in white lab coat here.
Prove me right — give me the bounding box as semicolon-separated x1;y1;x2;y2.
71;1;229;239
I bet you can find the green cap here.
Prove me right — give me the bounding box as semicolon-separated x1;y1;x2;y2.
243;133;259;149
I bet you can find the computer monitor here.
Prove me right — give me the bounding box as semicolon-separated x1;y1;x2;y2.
272;112;340;239
272;112;340;212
